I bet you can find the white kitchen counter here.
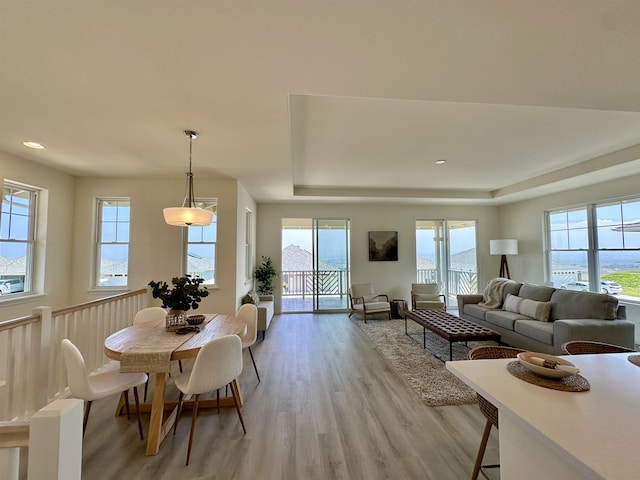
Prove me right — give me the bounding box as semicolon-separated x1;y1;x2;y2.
447;352;640;480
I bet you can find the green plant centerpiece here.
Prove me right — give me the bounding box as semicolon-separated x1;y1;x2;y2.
254;256;278;295
148;275;209;313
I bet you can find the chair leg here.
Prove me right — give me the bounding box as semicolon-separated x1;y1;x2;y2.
173;391;184;436
248;346;261;383
179;360;183;373
143;375;149;402
216;388;220;414
230;379;247;434
133;386;144;440
82;400;92;436
185;394;200;466
472;419;493;480
123;390;131;420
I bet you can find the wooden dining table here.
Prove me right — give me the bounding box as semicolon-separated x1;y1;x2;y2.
104;313;246;455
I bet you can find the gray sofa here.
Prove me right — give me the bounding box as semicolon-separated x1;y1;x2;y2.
457;280;635;355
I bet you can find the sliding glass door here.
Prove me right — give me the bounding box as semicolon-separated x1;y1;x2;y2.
416;220;478;306
281;218;350;312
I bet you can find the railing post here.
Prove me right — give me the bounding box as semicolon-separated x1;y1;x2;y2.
27;399;83;480
0;448;19;480
32;307;52;413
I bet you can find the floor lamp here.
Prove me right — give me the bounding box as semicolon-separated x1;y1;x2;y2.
489;239;518;279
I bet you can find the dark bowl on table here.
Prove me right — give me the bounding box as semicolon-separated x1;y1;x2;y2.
186;314;206;325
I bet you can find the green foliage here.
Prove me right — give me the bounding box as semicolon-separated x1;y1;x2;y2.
148;275;209;311
602;272;640;297
254;256;278;295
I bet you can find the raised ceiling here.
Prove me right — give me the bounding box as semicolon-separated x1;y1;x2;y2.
2;1;640;205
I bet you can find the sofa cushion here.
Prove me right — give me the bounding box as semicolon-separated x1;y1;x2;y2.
463;303;492;321
361;294;378;302
502;281;523;303
550;289;619;320
485;310;529;331
503;294;552;322
415;293;440;301
519;283;555;302
514;320;554;345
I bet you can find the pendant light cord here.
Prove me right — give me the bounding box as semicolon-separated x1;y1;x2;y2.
188;134;193;174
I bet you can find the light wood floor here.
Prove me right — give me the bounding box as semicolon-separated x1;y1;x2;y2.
23;313;500;479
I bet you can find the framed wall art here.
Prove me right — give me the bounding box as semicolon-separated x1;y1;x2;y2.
368;231;398;261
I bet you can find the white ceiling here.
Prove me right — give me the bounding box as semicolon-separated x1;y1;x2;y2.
2;1;640;205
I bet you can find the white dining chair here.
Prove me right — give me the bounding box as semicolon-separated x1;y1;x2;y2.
172;335;246;465
133;306;167;401
133;306;167;325
236;303;260;382
61;338;148;439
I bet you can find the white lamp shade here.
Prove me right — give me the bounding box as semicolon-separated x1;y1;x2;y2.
163;207;213;227
489;239;518;255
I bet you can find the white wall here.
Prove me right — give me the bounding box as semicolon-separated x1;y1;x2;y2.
71;176;242;315
235;183;257;311
0;152;75;320
257;202;500;313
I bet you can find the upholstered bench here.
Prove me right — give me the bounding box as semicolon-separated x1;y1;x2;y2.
257;295;274;339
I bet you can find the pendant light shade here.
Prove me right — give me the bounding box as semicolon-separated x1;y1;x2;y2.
163;130;213;227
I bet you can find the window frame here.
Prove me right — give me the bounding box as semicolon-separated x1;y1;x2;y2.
183;199;217;286
94;197;130;289
245;208;253;282
0;181;38;297
546;196;640;300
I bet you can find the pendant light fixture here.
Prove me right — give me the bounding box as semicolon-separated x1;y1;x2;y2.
163;130;214;227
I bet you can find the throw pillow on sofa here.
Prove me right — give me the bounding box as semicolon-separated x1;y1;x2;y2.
242;291;260;305
503;293;552;322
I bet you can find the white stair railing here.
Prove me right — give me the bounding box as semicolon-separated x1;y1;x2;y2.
0;289;148;479
0;399;83;480
0;288;148;421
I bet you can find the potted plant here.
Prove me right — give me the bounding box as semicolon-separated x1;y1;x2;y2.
254;256;278;295
148;275;209;313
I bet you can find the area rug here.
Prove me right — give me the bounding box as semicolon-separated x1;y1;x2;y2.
354;317;497;407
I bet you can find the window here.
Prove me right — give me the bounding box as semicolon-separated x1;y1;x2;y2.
547;207;589;288
546;198;640;301
0;182;37;296
415;219;478;303
245;209;252;281
95;198;130;287
184;200;217;284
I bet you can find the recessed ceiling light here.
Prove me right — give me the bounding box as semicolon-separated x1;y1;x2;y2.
23;141;45;149
435;159;446;165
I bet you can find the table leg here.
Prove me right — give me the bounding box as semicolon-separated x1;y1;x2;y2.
146;372;167;455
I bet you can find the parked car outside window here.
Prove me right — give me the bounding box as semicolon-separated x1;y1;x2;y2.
560;280;623;295
560;281;590;292
600;281;622;295
0;278;24;295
